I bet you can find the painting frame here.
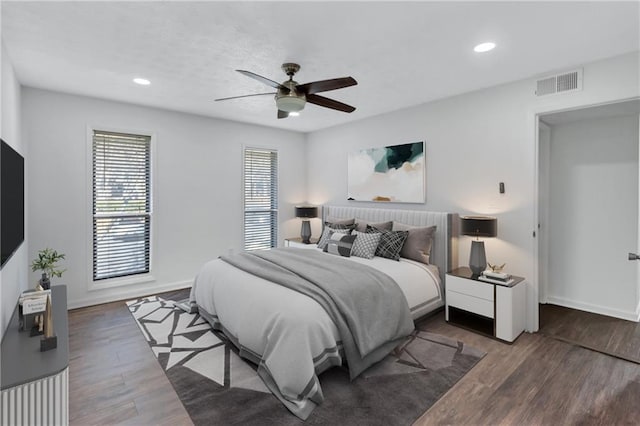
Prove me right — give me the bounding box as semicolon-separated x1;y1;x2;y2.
347;141;425;204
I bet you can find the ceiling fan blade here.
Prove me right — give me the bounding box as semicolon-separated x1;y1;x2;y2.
237;70;288;91
297;77;357;95
215;92;276;102
277;110;289;119
306;94;356;113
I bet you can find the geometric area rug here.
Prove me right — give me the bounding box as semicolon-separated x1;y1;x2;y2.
127;296;486;426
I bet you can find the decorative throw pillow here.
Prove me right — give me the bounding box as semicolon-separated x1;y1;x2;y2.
354;219;393;233
326;217;356;226
324;222;356;231
317;226;353;250
392;222;437;264
322;218;356;236
351;230;381;259
323;231;356;257
367;225;409;261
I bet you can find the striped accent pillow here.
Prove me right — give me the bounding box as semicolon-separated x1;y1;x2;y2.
351;230;381;259
367;225;409;261
323;232;356;257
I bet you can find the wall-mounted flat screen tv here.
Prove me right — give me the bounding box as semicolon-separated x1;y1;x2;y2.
1;139;25;268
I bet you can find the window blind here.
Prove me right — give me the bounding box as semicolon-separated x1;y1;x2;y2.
244;148;278;251
93;130;151;280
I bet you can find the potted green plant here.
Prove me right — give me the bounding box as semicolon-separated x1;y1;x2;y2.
31;248;66;290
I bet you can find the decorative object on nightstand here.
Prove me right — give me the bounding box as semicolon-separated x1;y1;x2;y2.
460;216;497;276
478;270;514;285
295;206;318;244
487;262;506;273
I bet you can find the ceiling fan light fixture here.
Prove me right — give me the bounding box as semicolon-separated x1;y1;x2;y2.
276;95;306;112
217;63;357;117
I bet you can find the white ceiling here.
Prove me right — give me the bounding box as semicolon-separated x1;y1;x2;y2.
2;1;639;133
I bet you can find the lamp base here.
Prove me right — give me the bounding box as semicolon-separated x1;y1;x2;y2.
300;220;312;244
469;240;487;276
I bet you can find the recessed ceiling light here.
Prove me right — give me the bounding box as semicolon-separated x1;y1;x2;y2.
133;78;151;86
289;112;300;117
473;42;496;53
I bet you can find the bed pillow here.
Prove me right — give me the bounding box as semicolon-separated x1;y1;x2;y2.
317;225;353;249
323;231;356;257
366;225;409;261
350;230;381;259
323;222;355;231
392;222;437;264
325;217;356;226
354;219;393;233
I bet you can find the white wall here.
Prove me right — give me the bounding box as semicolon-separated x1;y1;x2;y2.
547;114;639;319
307;52;640;331
1;42;27;338
22;88;307;308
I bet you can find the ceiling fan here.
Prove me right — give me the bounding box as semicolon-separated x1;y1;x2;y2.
215;63;357;119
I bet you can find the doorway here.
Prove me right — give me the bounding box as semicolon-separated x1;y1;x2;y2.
537;99;640;359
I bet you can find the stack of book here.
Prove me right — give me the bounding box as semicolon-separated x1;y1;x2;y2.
18;289;51;332
19;289;51;314
478;270;515;285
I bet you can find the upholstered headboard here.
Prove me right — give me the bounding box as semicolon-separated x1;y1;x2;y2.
322;206;459;283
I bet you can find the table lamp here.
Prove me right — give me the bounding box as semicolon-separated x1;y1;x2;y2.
295;206;318;244
460;216;497;276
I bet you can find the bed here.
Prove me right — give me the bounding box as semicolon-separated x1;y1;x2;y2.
190;206;459;419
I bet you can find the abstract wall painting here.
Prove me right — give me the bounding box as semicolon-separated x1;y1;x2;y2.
348;141;425;203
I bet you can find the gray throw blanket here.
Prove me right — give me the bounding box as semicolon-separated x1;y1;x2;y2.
220;248;414;379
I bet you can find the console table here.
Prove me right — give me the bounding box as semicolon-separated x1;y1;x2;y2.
1;285;69;425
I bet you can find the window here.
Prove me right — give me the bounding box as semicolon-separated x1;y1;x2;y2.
92;130;151;281
243;148;278;251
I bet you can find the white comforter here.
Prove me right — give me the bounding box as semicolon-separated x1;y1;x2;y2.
190;248;441;419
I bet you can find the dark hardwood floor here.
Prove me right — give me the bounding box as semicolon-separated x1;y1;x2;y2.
538;303;640;364
68;292;640;425
415;311;640;425
68;289;192;426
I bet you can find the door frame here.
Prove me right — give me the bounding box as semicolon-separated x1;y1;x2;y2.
531;96;640;331
537;120;551;305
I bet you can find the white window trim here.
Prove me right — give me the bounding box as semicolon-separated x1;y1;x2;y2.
86;125;157;291
242;145;280;251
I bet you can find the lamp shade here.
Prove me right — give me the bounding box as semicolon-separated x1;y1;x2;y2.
295;206;318;219
276;95;306;113
460;216;497;238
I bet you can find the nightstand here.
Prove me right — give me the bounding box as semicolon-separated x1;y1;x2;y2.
445;267;526;343
284;237;319;248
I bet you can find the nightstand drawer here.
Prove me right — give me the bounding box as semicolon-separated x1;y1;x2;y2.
447;275;494;301
447;291;494;318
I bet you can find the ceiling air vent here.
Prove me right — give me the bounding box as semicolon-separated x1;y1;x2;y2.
535;69;583;96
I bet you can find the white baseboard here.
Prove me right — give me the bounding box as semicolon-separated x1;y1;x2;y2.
635;300;640;322
67;280;192;310
546;295;639;322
